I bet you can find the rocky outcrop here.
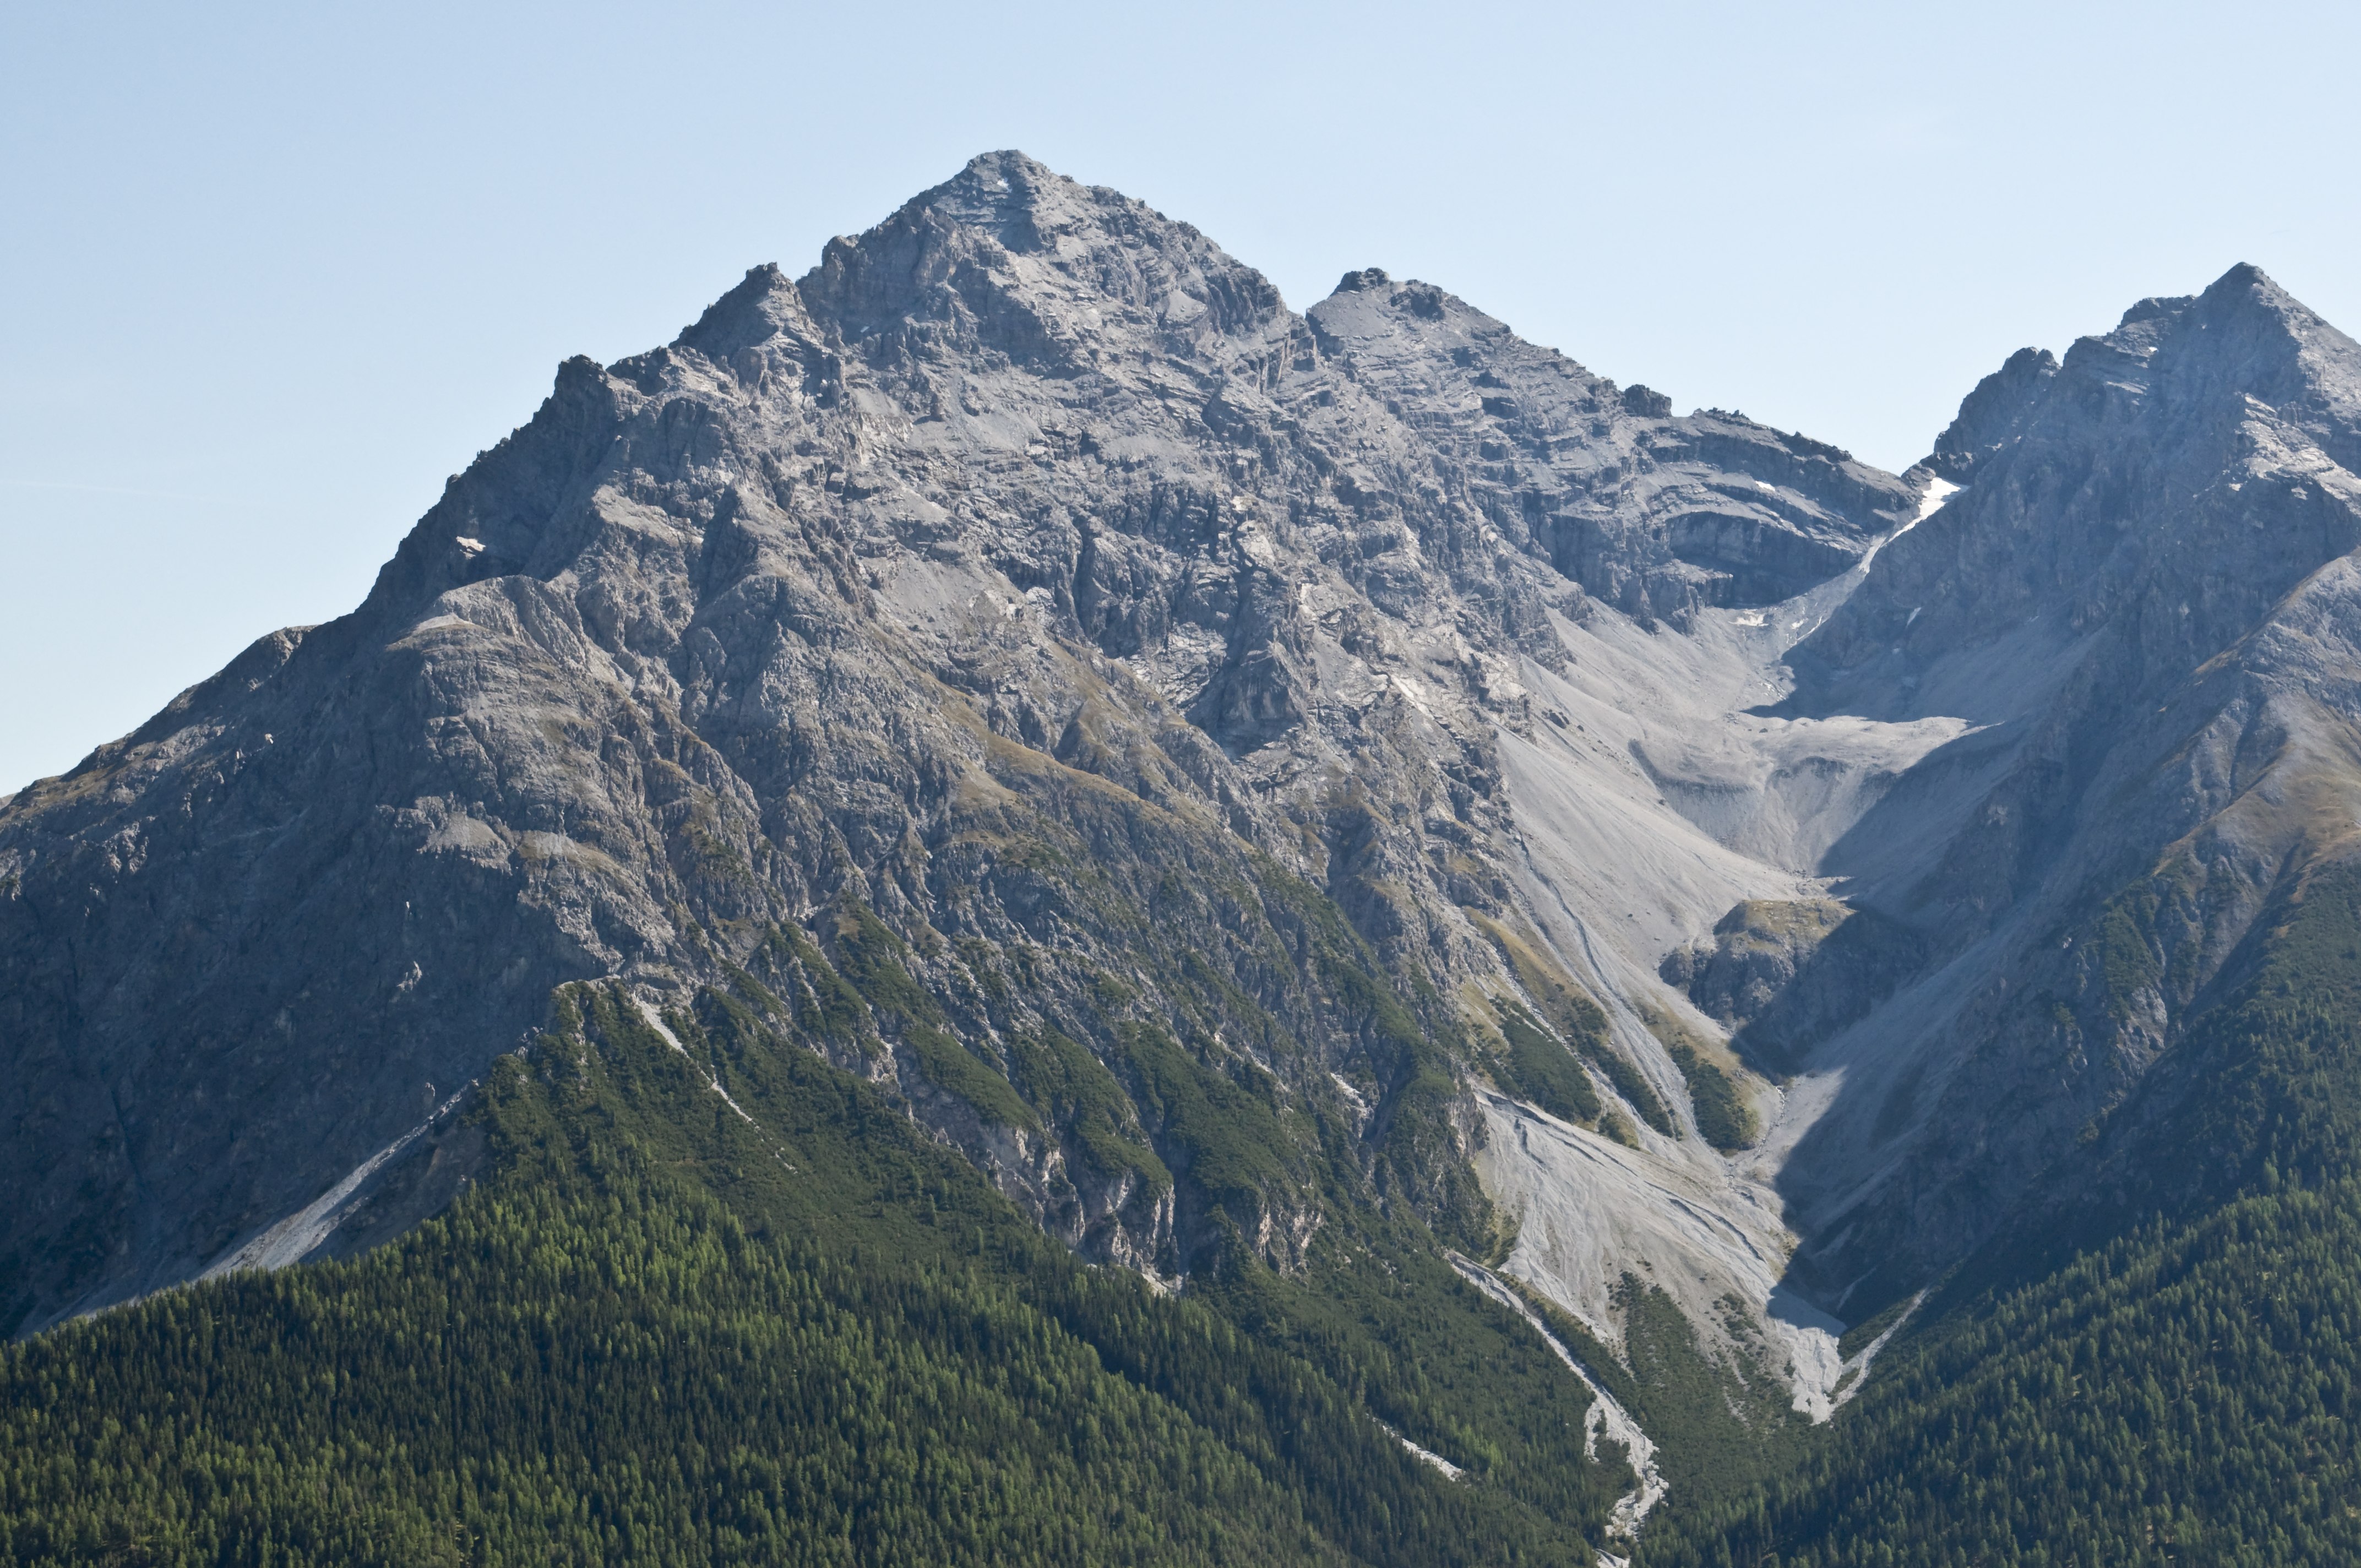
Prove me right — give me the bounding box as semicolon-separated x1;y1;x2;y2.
1661;900;1923;1074
8;147;2355;1433
0;152;1911;1338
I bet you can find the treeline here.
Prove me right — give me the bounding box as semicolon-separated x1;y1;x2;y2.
0;969;1625;1566
1641;862;2361;1565
1637;1178;2361;1567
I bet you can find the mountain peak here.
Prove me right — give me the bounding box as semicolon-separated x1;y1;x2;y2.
2204;258;2277;300
884;148;1075;240
1807;262;2361;725
951;147;1058;195
795;150;1284;361
2188;259;2309;336
676;260;814;361
2187;262;2361;389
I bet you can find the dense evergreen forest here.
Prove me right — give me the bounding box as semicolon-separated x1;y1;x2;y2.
1639;1179;2361;1567
14;862;2361;1565
1638;862;2361;1566
0;966;1628;1566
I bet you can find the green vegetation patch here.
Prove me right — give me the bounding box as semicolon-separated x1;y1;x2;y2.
823;898;1032;1127
745;922;873;1053
1493;997;1603;1126
1107;1020;1299;1221
1663;1038;1755;1151
899;1019;1036;1129
0;967;1630;1568
1634;1000;1755;1151
1471;912;1677;1135
1004;1023;1171;1194
1589;1038;1679;1139
2097;885;2166;1020
1639;1180;2361;1567
1614;1278;1804;1505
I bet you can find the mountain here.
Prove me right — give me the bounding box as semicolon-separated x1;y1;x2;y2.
0;151;1913;1346
7;151;2361;1562
1626;262;2361;1566
1740;264;2361;1309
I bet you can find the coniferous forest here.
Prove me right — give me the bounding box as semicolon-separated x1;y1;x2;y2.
13;854;2361;1565
0;972;1629;1567
9;127;2361;1568
1634;863;2361;1566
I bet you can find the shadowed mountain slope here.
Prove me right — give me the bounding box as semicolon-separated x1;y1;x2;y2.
12;153;2361;1561
1735;264;2361;1313
0;153;1911;1353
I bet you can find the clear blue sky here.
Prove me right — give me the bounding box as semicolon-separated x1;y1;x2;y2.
6;0;2357;794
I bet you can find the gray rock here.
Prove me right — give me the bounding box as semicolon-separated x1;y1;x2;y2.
0;151;1913;1336
1925;346;2057;483
1764;263;2361;1311
1661;899;1923;1073
7;149;2353;1400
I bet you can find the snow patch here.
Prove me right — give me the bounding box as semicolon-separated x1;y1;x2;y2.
1856;476;1960;573
1913;476;1961;523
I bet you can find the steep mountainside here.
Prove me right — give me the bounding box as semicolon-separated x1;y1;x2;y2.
1743;264;2361;1313
10;151;2361;1560
3;974;1635;1566
0;151;1911;1359
1623;266;2361;1560
1642;860;2361;1565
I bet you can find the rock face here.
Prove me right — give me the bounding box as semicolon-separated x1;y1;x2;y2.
1661;899;1923;1074
0;153;1912;1340
1758;264;2361;1310
1923;346;2057;484
1309;267;1913;618
5;151;2358;1444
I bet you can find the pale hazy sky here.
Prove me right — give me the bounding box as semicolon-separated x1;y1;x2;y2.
6;0;2357;793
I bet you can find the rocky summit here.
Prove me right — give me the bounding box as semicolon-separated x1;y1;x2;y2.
8;151;2361;1563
